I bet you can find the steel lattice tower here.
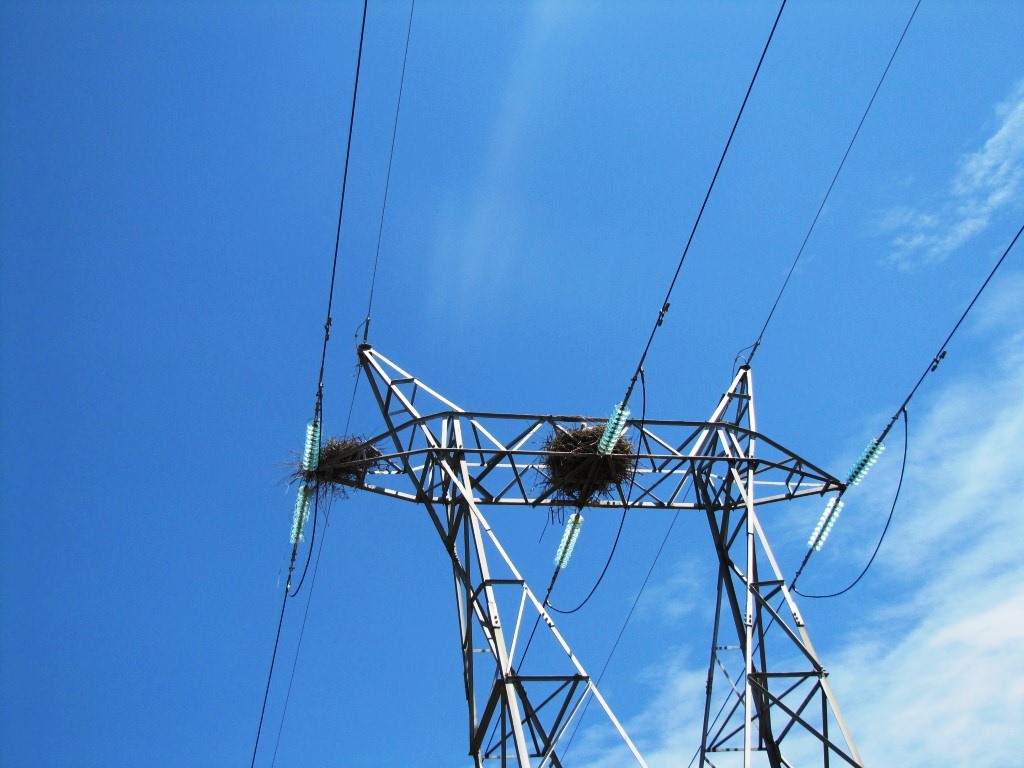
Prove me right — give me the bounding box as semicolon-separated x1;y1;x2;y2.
342;344;863;767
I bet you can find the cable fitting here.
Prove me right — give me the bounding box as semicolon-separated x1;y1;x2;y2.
930;350;947;372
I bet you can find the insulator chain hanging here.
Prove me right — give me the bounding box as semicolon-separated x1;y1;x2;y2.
846;438;885;486
290;418;321;544
808;498;844;552
554;513;585;568
302;418;321;472
598;403;630;455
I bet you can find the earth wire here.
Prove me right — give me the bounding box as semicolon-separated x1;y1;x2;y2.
250;3;370;766
744;0;922;366
264;1;418;762
619;0;787;409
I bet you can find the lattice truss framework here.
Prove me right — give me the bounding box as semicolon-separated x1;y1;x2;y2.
343;345;863;767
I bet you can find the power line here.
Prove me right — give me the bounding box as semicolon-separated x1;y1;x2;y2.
250;3;370;765
791;220;1023;593
548;368;648;615
362;0;415;344
519;369;648;671
267;6;417;758
317;0;370;403
619;0;787;409
287;492;319;598
539;3;790;718
561;504;686;759
343;0;417;454
744;0;922;366
249;585;290;768
270;501;335;767
796;409;908;599
873;220;1022;448
548;510;627;615
548;0;791;646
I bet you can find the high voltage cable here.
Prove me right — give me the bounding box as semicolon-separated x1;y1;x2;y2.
561;503;687;761
744;0;922;366
249;580;291;768
539;0;788;691
791;221;1023;593
530;0;787;719
270;501;334;766
870;221;1023;448
548;368;648;615
250;3;370;766
316;0;369;405
288;492;320;598
618;0;787;410
796;409;908;599
362;0;415;344
266;4;417;761
518;370;648;670
346;0;416;447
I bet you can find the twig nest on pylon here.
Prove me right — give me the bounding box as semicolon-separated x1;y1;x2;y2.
297;437;385;497
542;425;635;506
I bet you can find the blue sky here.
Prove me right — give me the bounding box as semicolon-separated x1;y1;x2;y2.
2;2;1023;767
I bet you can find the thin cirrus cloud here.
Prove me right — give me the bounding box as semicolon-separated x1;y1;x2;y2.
835;326;1024;765
885;79;1024;268
428;4;575;310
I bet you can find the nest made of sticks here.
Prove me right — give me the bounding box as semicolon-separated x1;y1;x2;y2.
296;437;385;498
542;424;636;507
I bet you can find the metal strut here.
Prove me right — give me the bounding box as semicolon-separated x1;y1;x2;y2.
350;344;861;767
693;367;862;767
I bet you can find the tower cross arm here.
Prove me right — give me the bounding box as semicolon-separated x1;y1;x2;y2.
328;346;843;510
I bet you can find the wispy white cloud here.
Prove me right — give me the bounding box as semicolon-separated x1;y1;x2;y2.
885;80;1024;268
833;331;1024;764
574;282;1024;766
429;3;581;310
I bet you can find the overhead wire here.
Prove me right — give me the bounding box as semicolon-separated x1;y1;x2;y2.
526;3;789;734
547;509;627;615
249;582;291;768
250;2;370;766
270;500;335;766
870;221;1023;449
618;0;787;410
267;5;417;760
791;220;1023;593
796;409;908;599
518;369;648;670
743;0;922;366
560;502;687;760
547;368;647;615
345;0;416;457
541;0;789;626
317;1;370;400
362;0;415;344
288;490;320;598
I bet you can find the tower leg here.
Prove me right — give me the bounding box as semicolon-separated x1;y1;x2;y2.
694;370;863;766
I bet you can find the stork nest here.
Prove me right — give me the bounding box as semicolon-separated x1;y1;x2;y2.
542;425;636;507
295;437;385;498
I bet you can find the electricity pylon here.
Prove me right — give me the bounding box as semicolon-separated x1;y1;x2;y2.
347;344;862;767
